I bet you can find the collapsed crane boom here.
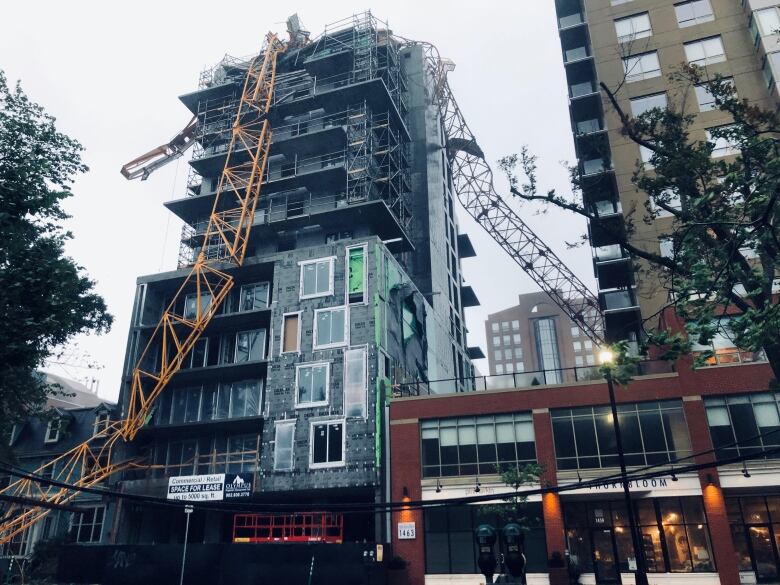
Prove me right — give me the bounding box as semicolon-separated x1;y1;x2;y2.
120;117;197;180
411;42;605;346
0;33;286;545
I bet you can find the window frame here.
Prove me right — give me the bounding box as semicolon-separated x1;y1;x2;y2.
630;92;668;117
233;329;266;363
280;311;302;354
312;306;349;350
684;36;726;67
239;281;270;312
273;419;296;471
345;244;368;305
44;419;61;444
674;0;714;28
344;346;368;419
93;411;111;437
623;51;662;83
614;12;652;43
294;362;331;408
309;418;346;469
299;257;336;300
70;505;105;544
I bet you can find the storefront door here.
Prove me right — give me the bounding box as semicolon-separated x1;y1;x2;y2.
592;528;620;584
748;525;780;582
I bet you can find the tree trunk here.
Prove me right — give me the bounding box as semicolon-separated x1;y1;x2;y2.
763;342;780;383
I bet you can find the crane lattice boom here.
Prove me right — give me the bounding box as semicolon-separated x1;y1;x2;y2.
0;33;286;545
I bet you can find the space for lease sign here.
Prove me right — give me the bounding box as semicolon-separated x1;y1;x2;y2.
167;474;226;501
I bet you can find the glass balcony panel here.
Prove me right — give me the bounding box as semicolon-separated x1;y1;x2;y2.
595;245;623;262
602;290;635;310
576;118;601;134
559;12;584;28
582;158;607;175
570;81;595;97
565;46;589;62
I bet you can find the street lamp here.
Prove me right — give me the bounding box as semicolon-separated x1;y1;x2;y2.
179;504;194;585
599;350;649;585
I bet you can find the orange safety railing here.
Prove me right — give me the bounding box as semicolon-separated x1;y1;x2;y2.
233;512;343;543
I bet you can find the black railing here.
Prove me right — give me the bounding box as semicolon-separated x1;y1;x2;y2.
392;359;676;397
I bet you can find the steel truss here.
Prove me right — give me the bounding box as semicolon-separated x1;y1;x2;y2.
0;32;286;545
408;41;605;345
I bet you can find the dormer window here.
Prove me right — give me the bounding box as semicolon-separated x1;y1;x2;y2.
93;411;110;436
44;419;61;444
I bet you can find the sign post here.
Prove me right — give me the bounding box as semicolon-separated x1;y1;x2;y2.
179;505;194;585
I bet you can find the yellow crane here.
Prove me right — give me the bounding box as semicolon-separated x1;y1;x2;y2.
0;32;286;546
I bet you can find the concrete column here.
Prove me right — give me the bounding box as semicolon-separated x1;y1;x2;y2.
683;397;740;585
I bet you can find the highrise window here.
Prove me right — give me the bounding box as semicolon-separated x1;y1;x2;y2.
346;245;366;304
533;317;562;384
234;329;266;362
295;363;329;407
623;51;661;82
273;421;295;471
614;12;652;43
299;257;334;299
239;282;270;311
344;347;367;418
313;307;348;349
684;36;726;67
630;92;667;117
755;7;780;36
674;0;714;28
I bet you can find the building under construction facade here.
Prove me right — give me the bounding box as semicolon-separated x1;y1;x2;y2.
107;11;478;561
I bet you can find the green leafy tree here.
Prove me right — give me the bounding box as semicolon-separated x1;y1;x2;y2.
0;71;113;441
479;463;543;525
500;66;780;381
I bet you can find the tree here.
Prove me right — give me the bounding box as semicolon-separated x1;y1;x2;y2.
0;71;113;440
500;65;780;381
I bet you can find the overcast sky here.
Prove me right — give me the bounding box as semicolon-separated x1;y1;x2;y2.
1;1;593;402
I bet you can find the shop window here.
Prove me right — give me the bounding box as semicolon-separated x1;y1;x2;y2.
551;401;692;470
420;413;535;478
728;496;780;579
273;420;295;471
346;245;366;304
295;363;329;407
310;419;344;468
313;307;347;349
234;329;266;363
70;506;105;544
239;282;270;312
424;503;547;574
344;347;367;418
563;498;714;574
281;313;300;354
299;257;334;299
705;393;780;460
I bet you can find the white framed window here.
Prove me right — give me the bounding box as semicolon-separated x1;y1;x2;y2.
694;79;733;111
183;293;212;320
506;362;515;373
93;412;110;437
310;419;345;469
630;92;667;117
615;12;652;43
494;350;503;361
575;355;585;367
571;326;580;338
674;0;714;28
584;340;593;350
653;189;683;217
239;282;270;312
491;322;499;333
299;257;335;299
511;320;520;330
295;363;330;407
495;363;505;374
684;36;725;67
346;244;367;305
234;329;266;363
273;420;296;471
512;334;522;344
573;341;582;352
344;347;367;418
70;506;105;543
706;126;739;157
44;419;61;444
756;7;780;37
516;362;525;372
639;145;655;169
281;312;301;354
492;336;501;346
313;307;348;349
514;347;523;359
586;355;596;366
623;51;661;82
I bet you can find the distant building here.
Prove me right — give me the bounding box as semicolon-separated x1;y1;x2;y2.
484;292;601;383
43;372;107;410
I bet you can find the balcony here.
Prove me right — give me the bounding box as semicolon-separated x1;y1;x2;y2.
600;288;638;312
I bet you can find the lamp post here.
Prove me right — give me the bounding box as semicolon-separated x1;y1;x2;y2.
599;349;648;585
178;504;194;585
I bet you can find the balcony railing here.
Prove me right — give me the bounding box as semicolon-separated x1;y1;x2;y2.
393;360;676;397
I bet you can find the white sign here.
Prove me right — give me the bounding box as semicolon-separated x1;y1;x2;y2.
167;474;225;502
398;522;416;540
566;475;701;496
628;558;637;571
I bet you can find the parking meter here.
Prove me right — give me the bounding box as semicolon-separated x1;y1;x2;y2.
502;523;526;580
476;524;498;584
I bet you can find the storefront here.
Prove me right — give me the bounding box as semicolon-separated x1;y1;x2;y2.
563;496;716;582
725;495;780;583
